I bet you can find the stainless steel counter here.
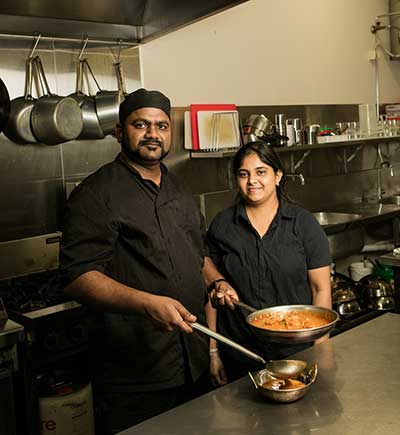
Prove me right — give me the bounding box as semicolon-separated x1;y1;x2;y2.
119;313;400;435
320;202;400;224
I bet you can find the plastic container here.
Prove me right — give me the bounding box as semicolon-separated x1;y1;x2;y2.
39;379;94;435
349;262;373;281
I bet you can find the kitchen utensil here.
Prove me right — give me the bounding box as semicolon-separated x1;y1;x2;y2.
242;114;271;137
244;305;339;343
69;59;105;140
197;110;240;150
334;299;362;317
358;103;379;136
190;104;237;151
3;56;37;144
248;363;318;403
368;296;396;310
293;118;304;145
31;56;83;145
0;77;10;134
274;114;287;146
190;322;307;379
304;124;320;145
83;58;123;136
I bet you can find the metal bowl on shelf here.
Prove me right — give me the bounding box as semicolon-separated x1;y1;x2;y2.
248;363;318;403
245;305;339;344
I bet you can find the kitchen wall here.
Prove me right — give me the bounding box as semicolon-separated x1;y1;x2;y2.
0;39;141;242
140;0;400;106
1;0;400;263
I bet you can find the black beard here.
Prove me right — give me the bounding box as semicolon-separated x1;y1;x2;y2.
121;134;169;164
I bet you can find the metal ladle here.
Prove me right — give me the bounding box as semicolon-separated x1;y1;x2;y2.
191;322;307;380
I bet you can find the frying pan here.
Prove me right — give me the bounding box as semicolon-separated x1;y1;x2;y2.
0;77;10;134
238;303;339;344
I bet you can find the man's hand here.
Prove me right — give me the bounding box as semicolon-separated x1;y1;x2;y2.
145;294;196;333
209;281;239;310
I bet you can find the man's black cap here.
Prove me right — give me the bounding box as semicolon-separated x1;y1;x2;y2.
119;88;171;124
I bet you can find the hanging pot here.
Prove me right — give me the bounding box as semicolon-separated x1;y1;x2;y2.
69;59;104;140
0;77;10;134
3;57;37;144
83;58;123;136
31;56;83;145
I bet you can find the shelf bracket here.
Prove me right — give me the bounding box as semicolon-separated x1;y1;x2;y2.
290;150;312;172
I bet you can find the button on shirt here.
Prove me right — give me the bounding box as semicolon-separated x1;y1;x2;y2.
60;154;209;392
206;200;331;362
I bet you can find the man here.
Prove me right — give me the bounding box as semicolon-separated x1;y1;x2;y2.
59;89;210;434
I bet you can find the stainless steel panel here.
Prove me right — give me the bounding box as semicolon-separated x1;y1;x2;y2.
0;233;60;279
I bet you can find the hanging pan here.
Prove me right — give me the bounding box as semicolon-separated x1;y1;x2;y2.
83;58;123;136
69;38;105;140
0;77;10;134
3;36;40;144
31;55;83;145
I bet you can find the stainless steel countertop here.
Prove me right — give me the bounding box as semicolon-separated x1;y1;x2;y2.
119;313;400;435
380;253;400;268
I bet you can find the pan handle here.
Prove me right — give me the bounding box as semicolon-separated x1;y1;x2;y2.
233;300;257;313
191;321;266;365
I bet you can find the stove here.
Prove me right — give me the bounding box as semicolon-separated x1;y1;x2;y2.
0;234;89;435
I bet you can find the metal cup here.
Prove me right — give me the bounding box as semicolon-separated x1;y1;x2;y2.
304;124;320;145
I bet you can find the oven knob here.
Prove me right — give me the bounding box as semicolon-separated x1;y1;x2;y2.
43;332;60;351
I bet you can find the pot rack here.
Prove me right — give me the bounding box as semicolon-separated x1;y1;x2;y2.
0;31;138;48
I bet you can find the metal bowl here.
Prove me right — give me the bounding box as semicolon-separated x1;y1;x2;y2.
249;363;318;403
246;305;339;344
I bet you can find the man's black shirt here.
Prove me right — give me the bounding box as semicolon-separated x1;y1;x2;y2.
60;154;209;392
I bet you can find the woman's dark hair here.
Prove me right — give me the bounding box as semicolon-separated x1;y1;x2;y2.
232;140;288;201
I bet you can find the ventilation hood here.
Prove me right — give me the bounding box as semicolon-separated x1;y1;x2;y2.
0;0;249;45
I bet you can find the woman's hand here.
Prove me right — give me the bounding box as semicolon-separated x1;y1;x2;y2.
209;351;228;386
209;280;239;310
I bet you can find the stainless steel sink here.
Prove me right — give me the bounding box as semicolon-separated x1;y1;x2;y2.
379;194;400;205
312;212;362;227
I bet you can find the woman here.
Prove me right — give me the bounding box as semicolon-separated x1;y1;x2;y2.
204;141;332;384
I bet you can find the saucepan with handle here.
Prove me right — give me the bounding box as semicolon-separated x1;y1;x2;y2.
3;52;38;144
31;55;83;145
232;301;339;344
83;58;123;136
69;36;104;140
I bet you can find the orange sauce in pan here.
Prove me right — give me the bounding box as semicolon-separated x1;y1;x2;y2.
250;310;329;331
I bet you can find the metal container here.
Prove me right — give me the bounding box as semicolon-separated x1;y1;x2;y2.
248;363;318;403
3;57;37;144
304;124;320;145
69;59;105;140
245;305;339;344
31;56;83;145
242;114;271;137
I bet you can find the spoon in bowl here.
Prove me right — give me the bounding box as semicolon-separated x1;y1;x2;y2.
190;321;307;379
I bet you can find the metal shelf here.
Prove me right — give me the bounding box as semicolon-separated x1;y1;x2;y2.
189;135;400;158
